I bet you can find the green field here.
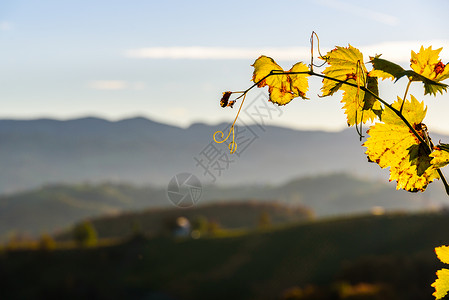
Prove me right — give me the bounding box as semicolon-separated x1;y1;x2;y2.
1;212;449;299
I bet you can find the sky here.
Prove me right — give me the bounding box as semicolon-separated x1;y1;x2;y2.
1;0;449;134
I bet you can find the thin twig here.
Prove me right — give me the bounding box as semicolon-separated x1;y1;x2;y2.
438;169;449;195
400;79;412;113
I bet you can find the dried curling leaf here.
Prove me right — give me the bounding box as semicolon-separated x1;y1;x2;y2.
220;91;233;108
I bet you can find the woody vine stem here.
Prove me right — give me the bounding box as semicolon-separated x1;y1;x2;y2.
213;32;449;195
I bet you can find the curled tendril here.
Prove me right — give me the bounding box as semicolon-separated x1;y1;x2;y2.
310;31;329;71
213;125;237;154
354;60;367;140
213;93;247;154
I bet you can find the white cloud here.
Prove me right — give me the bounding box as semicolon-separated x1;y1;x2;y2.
360;40;449;63
315;0;399;26
125;41;449;63
125;46;310;61
89;80;128;90
88;80;146;91
168;107;188;118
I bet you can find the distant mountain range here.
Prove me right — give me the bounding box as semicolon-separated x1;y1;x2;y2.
1;116;447;195
0;117;448;238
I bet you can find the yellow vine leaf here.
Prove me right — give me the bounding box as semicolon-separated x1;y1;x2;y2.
369;48;448;96
411;46;449;82
320;45;381;126
430;144;449;169
268;86;295;105
342;76;382;126
433;269;449;300
369;55;404;81
252;56;309;105
252;56;287;88
436;246;449;264
432;246;449;299
363;95;439;192
289;62;310;99
368;70;395;80
369;70;395;81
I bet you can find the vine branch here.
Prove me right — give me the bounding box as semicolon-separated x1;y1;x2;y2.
227;69;449;195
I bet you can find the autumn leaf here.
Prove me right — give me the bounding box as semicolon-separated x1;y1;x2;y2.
252;56;287;89
369;46;449;96
321;45;367;96
320;45;382;126
267;86;295;105
220;91;233;108
436;246;449;264
363;95;439;192
252;56;309;105
432;246;449;299
369;55;405;80
411;46;449;82
289;62;310;99
431;143;449;169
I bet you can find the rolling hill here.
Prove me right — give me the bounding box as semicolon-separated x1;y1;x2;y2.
56;201;314;241
1;212;449;299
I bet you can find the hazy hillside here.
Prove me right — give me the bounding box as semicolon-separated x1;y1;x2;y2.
206;173;444;216
57;201;313;240
0;182;164;239
2;213;449;300
2;117;448;194
0;173;446;239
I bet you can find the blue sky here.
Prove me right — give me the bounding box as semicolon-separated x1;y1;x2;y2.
1;0;449;134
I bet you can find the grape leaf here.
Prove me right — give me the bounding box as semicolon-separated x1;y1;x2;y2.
320;45;381;126
320;45;367;95
340;79;382;125
362;76;382;118
363;95;439;192
268;86;295;105
252;56;287;89
369;47;449;96
411;46;449;82
436;246;449;264
432;246;449;299
252;56;309;105
430;143;449;169
369;55;405;80
407;71;449;96
289;62;310;99
410;46;449;95
433;269;449;300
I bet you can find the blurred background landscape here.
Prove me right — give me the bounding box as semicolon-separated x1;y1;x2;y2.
1;0;449;299
1;117;449;300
